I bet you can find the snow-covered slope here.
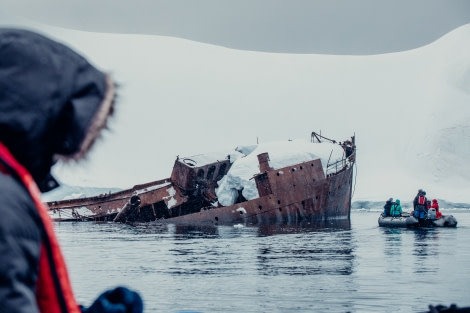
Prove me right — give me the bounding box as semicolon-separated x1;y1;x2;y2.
5;20;468;204
41;184;121;202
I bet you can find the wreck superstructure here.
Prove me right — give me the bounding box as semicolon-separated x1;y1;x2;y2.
47;132;356;225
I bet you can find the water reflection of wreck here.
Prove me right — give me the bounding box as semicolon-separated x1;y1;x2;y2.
256;219;353;276
47;132;356;225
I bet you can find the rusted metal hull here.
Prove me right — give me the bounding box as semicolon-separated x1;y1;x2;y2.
47;132;356;226
47;179;176;221
166;164;353;226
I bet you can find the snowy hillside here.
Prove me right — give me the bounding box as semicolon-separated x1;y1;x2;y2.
5;20;469;205
41;184;121;202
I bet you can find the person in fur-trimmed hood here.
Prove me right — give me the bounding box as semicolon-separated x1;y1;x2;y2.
0;29;143;313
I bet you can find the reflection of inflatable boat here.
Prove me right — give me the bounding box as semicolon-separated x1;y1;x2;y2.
378;212;458;228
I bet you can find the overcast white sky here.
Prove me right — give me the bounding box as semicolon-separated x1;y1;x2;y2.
1;0;469;54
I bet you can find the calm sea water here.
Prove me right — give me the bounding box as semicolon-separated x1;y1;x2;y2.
55;210;470;313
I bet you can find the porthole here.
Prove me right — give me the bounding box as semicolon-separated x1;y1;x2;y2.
207;165;216;180
216;163;228;180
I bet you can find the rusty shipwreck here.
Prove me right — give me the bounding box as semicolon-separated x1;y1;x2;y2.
47;132;356;225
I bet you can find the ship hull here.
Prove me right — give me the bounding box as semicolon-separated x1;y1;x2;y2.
162;162;354;226
47;132;356;226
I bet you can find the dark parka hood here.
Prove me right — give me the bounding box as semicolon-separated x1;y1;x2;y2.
0;28;115;192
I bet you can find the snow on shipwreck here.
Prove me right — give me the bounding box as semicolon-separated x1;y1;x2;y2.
47;132;356;225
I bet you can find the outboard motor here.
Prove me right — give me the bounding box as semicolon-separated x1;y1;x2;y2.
427;208;436;219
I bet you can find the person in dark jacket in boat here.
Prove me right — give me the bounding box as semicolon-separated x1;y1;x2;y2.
389;199;402;217
383;198;393;217
413;189;428;219
0;29;143;313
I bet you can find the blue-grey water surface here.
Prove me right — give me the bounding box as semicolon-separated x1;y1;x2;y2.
55;210;470;313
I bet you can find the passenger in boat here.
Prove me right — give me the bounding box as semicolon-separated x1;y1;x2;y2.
0;29;143;313
383;198;393;217
389;199;402;217
413;189;428;219
431;199;443;218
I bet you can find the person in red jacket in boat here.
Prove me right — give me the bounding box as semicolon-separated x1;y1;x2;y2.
413;189;428;219
431;198;442;218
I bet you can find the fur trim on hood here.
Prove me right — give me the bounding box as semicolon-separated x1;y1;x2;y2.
55;74;116;162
